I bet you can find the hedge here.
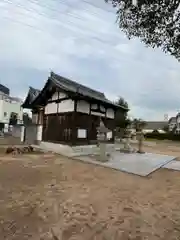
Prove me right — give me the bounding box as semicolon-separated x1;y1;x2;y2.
145;132;180;141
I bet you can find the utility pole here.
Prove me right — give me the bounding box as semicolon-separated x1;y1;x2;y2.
132;0;138;6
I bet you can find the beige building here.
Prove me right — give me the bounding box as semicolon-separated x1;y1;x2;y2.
168;114;180;134
0;90;23;132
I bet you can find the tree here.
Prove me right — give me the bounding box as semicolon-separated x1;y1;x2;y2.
115;96;129;109
132;118;146;131
105;0;180;60
114;97;130;137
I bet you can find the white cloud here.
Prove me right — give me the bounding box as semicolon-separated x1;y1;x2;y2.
0;0;180;120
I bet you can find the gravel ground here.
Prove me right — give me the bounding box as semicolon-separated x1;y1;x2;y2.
1;145;180;240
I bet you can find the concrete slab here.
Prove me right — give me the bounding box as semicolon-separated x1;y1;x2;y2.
71;144;116;157
38;142;74;157
34;142;125;157
36;142;117;157
163;160;180;171
73;152;175;177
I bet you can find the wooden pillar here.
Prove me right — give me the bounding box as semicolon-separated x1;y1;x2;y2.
88;102;91;144
71;100;77;145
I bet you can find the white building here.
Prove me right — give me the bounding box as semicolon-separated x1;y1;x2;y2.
0;91;23;132
168;114;180;134
168;117;176;132
142;121;167;134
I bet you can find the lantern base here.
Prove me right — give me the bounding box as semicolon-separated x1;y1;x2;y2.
137;150;145;154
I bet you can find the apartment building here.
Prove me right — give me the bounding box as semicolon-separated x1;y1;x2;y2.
0;84;23;132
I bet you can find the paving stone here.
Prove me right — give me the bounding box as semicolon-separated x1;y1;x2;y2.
34;142;175;177
163;160;180;171
73;152;175;177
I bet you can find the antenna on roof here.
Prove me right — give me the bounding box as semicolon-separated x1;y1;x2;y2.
164;114;168;121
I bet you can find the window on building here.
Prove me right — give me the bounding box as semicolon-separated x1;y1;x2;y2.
4;112;7;117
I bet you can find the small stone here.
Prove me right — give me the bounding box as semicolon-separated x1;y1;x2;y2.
123;207;134;213
6;146;14;154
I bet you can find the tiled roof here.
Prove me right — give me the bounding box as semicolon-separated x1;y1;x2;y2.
144;121;167;130
51;72;128;109
168;117;176;124
29;87;40;102
51;72;105;100
22;72;129;110
22;86;40;108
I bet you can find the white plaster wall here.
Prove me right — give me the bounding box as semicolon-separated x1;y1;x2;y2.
59;92;67;98
37;125;43;141
91;104;98;110
20;126;25;142
32;113;38;124
45;95;115;118
107;131;112;139
91;111;105;117
106;108;114;119
58;99;74;113
51;91;68;101
45;102;57;114
91;104;105;113
76;100;114;118
77;100;90;114
52;92;59;101
100;105;105;112
0;100;3;121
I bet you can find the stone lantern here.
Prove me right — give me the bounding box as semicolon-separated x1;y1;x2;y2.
136;130;145;154
114;128;122;150
96;119;111;162
120;126;135;153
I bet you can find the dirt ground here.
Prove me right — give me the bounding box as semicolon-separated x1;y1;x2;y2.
134;140;180;160
0;136;23;145
1;142;180;239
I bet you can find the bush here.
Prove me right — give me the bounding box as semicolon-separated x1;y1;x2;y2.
152;129;160;134
145;132;180;141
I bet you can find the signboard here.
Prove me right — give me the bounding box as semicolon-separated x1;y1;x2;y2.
107;131;112;140
78;129;87;138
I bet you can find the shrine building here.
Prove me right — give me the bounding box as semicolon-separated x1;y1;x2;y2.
22;72;128;145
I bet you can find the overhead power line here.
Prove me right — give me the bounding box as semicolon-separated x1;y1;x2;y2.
0;0;133;64
0;0;119;46
1;0;112;36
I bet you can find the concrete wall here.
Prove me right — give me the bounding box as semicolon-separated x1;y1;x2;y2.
19;124;43;144
24;125;37;144
11;125;22;138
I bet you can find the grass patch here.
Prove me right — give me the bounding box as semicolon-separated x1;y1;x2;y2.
145;138;157;142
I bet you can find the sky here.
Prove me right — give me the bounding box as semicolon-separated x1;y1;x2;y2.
0;0;180;121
